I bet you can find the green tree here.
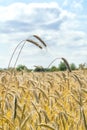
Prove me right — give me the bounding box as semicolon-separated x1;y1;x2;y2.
34;66;45;72
58;61;67;71
16;65;28;71
50;66;58;72
70;63;76;70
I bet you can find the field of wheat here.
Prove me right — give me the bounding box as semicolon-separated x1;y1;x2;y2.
0;70;87;130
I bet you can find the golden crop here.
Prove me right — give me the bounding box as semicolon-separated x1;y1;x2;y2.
0;70;87;130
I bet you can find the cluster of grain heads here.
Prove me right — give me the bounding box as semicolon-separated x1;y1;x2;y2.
48;57;71;89
70;72;87;130
0;57;87;129
8;35;47;68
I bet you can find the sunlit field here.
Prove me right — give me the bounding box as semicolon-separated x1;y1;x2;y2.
0;69;87;130
0;35;87;130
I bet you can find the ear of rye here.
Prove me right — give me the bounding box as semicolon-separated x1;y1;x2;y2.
26;39;42;49
61;58;71;72
33;35;47;47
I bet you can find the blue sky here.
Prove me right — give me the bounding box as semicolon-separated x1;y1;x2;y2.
0;0;87;68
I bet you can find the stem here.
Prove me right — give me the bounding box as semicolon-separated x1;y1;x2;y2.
8;40;25;68
14;41;26;68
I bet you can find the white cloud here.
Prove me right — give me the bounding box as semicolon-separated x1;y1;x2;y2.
63;0;69;6
72;0;83;10
0;1;87;68
0;2;59;22
63;0;83;11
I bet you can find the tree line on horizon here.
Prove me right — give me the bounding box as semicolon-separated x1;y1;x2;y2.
0;61;86;72
11;62;86;72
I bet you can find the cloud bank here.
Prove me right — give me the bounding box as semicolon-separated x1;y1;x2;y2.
0;1;87;68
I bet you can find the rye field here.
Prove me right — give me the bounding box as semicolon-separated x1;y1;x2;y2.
0;70;87;130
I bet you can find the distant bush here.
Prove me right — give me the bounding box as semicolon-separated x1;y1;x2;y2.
58;61;67;71
34;66;45;72
70;63;76;70
16;65;28;71
14;62;77;72
50;66;58;72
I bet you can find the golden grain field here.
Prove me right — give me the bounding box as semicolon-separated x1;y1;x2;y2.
0;70;87;130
